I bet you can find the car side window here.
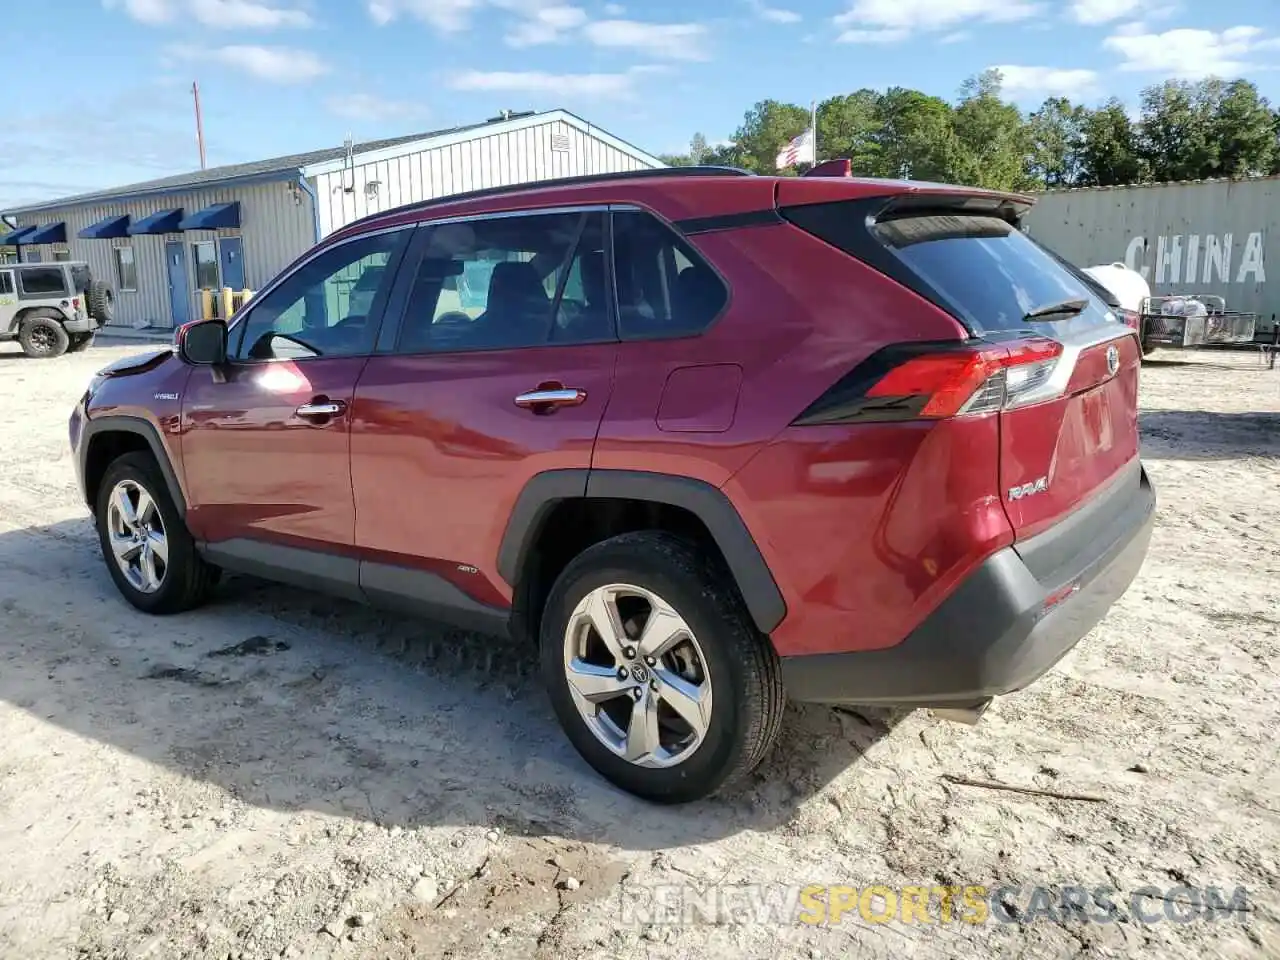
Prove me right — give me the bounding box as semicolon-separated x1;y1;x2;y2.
611;211;728;340
396;211;611;354
0;272;13;297
232;230;407;362
16;266;68;298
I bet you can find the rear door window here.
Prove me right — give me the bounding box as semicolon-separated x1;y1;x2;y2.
17;266;68;298
872;214;1114;334
611;211;728;340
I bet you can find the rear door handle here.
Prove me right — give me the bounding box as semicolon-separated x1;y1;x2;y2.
296;400;346;418
514;388;587;411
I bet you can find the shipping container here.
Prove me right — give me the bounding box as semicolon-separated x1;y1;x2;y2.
1023;177;1278;335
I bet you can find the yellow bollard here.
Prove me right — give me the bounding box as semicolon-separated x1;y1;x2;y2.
199;288;214;321
221;286;235;319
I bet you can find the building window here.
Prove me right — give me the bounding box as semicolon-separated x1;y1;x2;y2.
54;250;71;262
114;247;138;292
0;272;13;295
192;240;219;289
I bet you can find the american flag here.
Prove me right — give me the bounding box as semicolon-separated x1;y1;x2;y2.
775;128;815;169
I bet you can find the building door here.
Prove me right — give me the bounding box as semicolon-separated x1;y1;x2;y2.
219;237;245;290
165;240;190;327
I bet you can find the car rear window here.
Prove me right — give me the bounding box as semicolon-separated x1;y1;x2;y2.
872;214;1113;333
70;265;91;293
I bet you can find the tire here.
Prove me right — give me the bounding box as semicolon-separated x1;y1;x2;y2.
95;451;217;615
86;280;114;324
67;332;95;353
540;531;785;803
18;311;70;358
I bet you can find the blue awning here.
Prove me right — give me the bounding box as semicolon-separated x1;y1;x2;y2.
23;222;67;245
79;214;132;240
1;225;38;246
178;202;240;231
127;209;184;235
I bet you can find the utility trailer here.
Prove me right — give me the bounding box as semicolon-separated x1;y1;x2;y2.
1139;294;1258;352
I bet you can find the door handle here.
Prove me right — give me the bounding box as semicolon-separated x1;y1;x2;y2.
514;387;587;411
296;400;346;419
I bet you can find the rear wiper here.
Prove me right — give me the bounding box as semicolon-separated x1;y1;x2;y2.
1023;298;1088;321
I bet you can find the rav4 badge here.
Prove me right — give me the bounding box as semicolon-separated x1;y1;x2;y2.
1009;476;1049;501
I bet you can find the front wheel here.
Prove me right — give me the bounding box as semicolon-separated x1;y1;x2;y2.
540;531;785;803
95;452;218;614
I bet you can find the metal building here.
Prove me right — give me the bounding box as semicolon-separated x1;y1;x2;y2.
1024;177;1278;330
0;109;662;331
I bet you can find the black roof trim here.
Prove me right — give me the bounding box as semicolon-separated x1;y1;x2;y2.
338;166;755;234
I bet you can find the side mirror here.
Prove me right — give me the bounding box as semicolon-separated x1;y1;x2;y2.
177;319;228;365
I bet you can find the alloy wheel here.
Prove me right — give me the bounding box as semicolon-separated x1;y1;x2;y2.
106;479;169;594
562;583;713;768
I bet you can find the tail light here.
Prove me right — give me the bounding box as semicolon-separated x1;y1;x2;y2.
1116;308;1140;331
794;338;1065;425
72;296;81;312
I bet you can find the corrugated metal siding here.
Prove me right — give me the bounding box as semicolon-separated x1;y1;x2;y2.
313;119;651;236
12;180;313;329
1024;179;1279;329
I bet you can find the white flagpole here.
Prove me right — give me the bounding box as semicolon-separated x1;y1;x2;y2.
811;99;818;164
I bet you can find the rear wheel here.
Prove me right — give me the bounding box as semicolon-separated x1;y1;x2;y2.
95;452;218;614
86;280;114;324
18;312;70;358
540;531;785;803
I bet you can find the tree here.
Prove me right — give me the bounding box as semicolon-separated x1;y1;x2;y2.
1027;97;1086;187
872;87;959;182
1138;80;1218;181
729;99;811;172
1207;79;1274;177
815;90;882;174
1078;100;1145;186
688;132;709;165
950;70;1034;190
657;152;694;167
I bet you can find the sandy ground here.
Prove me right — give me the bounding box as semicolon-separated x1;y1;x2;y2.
0;339;1276;960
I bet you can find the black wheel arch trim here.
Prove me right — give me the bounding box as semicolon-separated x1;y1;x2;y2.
81;415;188;517
497;468;787;634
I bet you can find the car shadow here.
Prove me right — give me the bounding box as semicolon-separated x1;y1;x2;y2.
0;517;899;849
1141;409;1280;461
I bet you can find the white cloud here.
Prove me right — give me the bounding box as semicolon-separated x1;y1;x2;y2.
326;93;426;121
105;0;311;27
940;30;970;43
833;0;1040;38
1070;0;1141;24
837;27;906;42
102;0;174;23
602;1;624;11
748;0;800;23
505;5;589;46
992;64;1100;97
368;0;478;30
582;19;707;59
448;66;653;98
189;0;313;28
1104;25;1278;78
167;43;329;82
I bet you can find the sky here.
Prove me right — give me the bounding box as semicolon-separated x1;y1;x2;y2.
2;0;1279;209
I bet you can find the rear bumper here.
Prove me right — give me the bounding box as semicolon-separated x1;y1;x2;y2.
64;317;99;334
781;464;1156;707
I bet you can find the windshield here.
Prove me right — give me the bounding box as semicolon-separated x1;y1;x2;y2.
873;214;1116;334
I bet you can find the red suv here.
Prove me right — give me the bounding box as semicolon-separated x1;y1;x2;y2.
70;166;1154;802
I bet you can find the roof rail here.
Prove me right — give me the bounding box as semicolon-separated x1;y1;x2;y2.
338;165;755;233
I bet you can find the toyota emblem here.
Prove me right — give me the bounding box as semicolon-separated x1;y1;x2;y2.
1106;344;1120;376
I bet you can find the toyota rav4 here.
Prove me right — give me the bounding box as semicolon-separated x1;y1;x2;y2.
69;165;1155;803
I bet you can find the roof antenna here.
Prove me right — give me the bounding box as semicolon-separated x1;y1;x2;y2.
191;80;207;170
